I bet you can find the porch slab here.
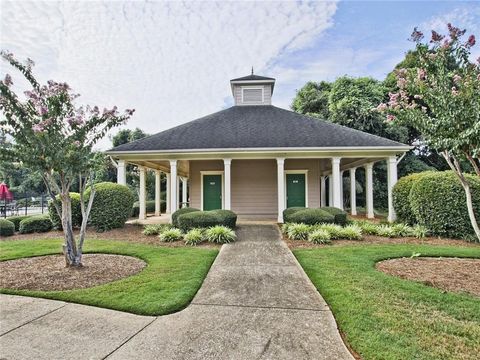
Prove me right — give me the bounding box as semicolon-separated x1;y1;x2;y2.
126;214;171;225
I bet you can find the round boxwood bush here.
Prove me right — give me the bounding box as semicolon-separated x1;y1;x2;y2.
132;200;166;217
320;207;348;226
283;207;306;223
48;193;83;229
288;208;335;226
6;215;30;232
177;209;237;232
172;207;200;228
85;182;135;232
210;210;237;229
409;171;480;238
19;215;52;234
393;172;434;225
0;219;15;236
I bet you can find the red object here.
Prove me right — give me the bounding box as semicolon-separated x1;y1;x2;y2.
0;183;13;201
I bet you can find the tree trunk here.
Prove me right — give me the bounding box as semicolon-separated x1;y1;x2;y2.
460;181;480;241
60;194;81;267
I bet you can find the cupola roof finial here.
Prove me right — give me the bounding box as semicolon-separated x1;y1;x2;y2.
251;66;254;75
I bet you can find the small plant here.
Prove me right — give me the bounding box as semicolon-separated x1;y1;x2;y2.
287;223;311;240
205;226;236;244
184;228;206;246
391;223;415;237
142;224;172;236
159;228;183;242
316;223;343;239
376;225;396;238
339;225;363;240
308;229;332;244
412;225;429;239
358;221;379;236
281;223;293;235
0;219;15;236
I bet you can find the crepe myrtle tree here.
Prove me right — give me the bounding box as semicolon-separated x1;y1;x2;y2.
0;51;134;266
377;24;480;240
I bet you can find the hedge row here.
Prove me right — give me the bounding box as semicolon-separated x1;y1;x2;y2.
19;215;52;234
0;219;15;236
6;215;30;231
283;207;347;226
173;208;237;232
393;171;480;238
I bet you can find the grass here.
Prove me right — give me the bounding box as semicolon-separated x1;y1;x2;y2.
0;238;218;316
293;244;480;360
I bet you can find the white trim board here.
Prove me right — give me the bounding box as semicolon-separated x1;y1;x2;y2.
284;170;309;208
200;171;224;211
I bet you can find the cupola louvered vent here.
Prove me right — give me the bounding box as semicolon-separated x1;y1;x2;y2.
242;88;263;103
230;73;275;105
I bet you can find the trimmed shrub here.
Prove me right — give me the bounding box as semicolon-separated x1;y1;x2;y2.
393;172;433;225
85;182;135;232
205;225;236;244
48;193;82;229
288;208;335;226
316;223;343;239
177;210;236;232
19;215;52;234
321;207;348;226
159;228;183;242
409;171;480;238
0;219;15;236
184;228;206;246
142;224;172;236
6;215;30;231
132;200;166;217
308;229;331;244
172;208;200;228
283;207;306;223
287;223;311;240
339;225;363;240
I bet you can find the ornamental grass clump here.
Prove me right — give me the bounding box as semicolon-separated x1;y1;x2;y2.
205;226;236;244
391;223;415;237
281;223;293;235
358;221;380;236
315;223;343;239
412;225;429;239
184;228;206;246
339;225;363;240
376;225;396;238
308;229;332;244
142;224;171;236
287;223;311;240
159;228;183;242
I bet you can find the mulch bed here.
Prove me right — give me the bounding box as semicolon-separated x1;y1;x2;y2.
376;257;480;297
1;224;220;248
0;254;146;291
285;235;480;250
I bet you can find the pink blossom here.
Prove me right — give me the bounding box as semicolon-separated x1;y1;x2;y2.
410;27;424;42
36;105;48;116
388;92;400;107
428;53;437;61
376;103;388;112
414;94;423;100
451;86;459;96
396;68;408;78
42;118;53;126
453;74;462;84
397;77;407;89
4;74;13;86
125;109;135;116
447;23;466;40
74;140;81;147
386;114;396;123
466;35;476;48
32;124;44;133
417;68;426;81
67;117;75;126
431;30;444;43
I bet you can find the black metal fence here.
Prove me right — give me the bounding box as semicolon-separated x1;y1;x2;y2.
1;192;48;218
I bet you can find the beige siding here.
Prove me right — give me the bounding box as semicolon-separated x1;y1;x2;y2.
233;84;272;106
189;159;321;217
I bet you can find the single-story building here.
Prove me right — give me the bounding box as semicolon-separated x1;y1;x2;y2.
106;73;410;222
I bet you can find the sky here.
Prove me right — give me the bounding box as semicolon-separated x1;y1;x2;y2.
1;0;479;149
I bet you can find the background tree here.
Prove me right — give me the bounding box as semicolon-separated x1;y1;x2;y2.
379;24;480;240
0;51;134;265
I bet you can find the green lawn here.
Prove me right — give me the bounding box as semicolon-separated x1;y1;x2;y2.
0;238;218;316
294;244;480;360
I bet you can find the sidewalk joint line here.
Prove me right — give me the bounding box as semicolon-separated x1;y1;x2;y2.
191;302;330;312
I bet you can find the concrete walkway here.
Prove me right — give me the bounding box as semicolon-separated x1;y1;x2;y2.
0;225;353;360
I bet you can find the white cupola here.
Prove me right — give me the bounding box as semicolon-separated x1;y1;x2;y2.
230;69;275;106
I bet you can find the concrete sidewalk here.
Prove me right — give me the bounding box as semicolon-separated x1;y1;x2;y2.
0;225;353;360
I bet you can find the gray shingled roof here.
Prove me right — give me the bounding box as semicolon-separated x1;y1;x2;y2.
230;74;275;82
109;105;406;152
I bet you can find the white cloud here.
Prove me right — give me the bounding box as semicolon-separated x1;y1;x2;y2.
0;0;337;149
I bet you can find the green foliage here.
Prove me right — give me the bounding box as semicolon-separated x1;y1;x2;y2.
391;223;415;237
315;223;344;239
291;81;332;119
393;173;433;225
6;215;30;231
339;225;363;240
308;229;331;244
172;208;199;228
158;228;183;242
288;208;335;226
287;223;311;240
411;225;429;239
283;207;306;222
409;171;480;238
321;207;348;226
177;210;237;232
48;192;83;229
19;215;52;234
85;182;135;232
0;219;15;236
184;228;206;246
132;200;166;217
353;220;380;236
142;224;172;236
376;225;396;238
205;225;236;244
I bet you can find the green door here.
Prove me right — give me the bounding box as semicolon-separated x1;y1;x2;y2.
286;173;306;208
203;175;222;210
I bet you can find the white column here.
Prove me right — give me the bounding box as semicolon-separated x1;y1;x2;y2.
331;157;342;209
117;160;126;185
224;159;232;210
387;156;398;222
169;160;178;213
181;177;188;208
350;168;357;216
277;158;285;223
365;163;374;219
138;166;146;220
166;173;171;214
155;170;161;216
339;170;345;210
328;176;333;207
320;176;326;207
